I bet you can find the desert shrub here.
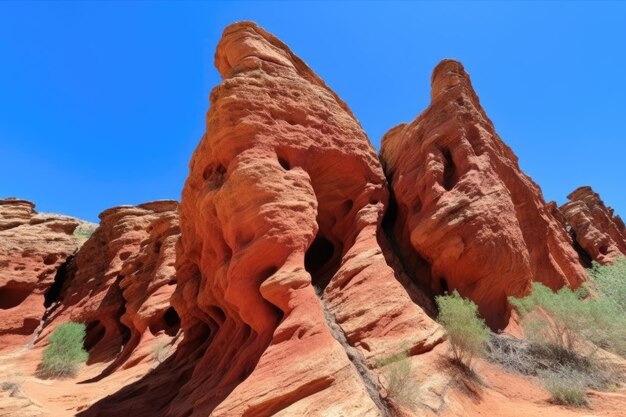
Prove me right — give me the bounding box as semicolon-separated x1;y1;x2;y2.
436;291;489;369
509;282;626;357
588;259;626;357
504;282;626;402
0;372;24;398
539;366;588;406
72;223;97;242
40;322;88;378
487;333;618;390
589;257;626;311
376;352;418;410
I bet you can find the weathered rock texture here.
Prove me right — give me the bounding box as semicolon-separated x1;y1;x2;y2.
0;198;88;350
41;200;181;378
83;21;442;417
560;186;626;265
174;20;446;417
380;60;588;329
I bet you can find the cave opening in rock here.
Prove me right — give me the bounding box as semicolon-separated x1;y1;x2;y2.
43;254;58;265
570;230;592;268
381;190;398;232
439;277;449;295
150;306;181;337
164;307;180;328
0;286;31;310
278;156;291;170
305;234;338;291
599;244;609;256
84;320;106;352
43;255;72;308
442;148;457;191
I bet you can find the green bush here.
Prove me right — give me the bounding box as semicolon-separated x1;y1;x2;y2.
539;366;588;406
436;291;489;368
40;322;88;378
509;282;626;357
589;257;626;311
509;283;589;352
376;352;418;410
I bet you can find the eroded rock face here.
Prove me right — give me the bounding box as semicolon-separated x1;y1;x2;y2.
0;198;88;350
560;186;626;265
41;200;180;377
380;60;588;329
85;21;442;417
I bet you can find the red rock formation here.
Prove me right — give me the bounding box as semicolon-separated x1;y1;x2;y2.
41;200;180;376
380;60;588;329
83;21;442;417
0;198;88;350
560;186;626;264
175;21;445;417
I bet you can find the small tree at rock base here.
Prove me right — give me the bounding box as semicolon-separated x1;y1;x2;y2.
436;291;490;369
40;322;89;378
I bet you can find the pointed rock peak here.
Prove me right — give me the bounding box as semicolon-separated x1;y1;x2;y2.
380;59;588;328
214;21;357;120
215;21;294;76
430;59;484;110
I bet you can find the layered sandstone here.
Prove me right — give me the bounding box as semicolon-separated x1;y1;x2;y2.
560;186;626;264
40;200;181;377
83;21;443;417
0;198;90;350
174;21;445;417
380;60;588;328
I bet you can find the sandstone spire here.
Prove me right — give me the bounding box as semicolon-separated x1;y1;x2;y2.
380;59;588;329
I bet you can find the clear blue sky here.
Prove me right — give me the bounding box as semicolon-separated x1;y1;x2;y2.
1;2;624;222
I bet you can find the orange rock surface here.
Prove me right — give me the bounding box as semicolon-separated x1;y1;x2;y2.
0;198;90;350
380;60;588;329
171;21;443;417
39;200;181;379
560;186;626;264
82;21;442;417
2;22;626;417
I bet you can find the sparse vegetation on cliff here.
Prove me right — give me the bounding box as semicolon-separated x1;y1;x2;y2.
40;322;88;378
539;366;588;406
506;280;626;405
436;291;489;370
376;352;418;410
589;257;626;312
510;282;626;358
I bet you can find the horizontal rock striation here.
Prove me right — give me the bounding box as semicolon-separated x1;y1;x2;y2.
40;200;180;377
560;186;626;265
0;198;89;350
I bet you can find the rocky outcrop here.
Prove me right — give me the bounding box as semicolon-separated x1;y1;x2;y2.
380;60;588;329
173;21;445;417
84;21;443;417
560;186;626;265
40;200;181;377
0;198;91;350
